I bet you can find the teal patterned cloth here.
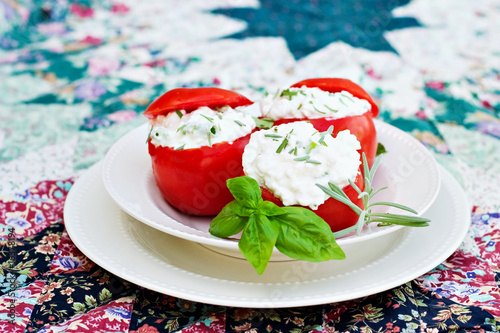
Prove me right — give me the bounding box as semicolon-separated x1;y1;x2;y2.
1;1;500;332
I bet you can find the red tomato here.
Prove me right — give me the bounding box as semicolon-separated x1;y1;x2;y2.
149;136;252;215
282;78;378;167
145;87;254;215
143;87;253;119
291;78;379;117
259;171;365;233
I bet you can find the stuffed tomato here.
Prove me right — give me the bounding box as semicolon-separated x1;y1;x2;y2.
261;78;378;167
144;87;258;216
242;121;364;232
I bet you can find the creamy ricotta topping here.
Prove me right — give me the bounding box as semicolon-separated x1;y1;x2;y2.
242;121;361;209
260;86;371;120
149;104;259;149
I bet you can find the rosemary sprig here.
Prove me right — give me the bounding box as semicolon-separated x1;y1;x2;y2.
317;152;430;238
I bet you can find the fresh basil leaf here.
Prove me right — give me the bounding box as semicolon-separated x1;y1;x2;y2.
258;201;286;216
232;204;256;217
227;176;262;208
253;117;274;129
376;142;387;156
239;214;279;275
272;207;345;262
209;201;247;238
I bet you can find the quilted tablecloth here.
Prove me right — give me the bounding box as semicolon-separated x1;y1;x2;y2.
1;0;500;332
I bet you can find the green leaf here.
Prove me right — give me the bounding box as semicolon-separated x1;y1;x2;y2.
253;117;274;129
85;295;97;308
165;319;180;332
209;201;248;237
72;302;86;314
376;142;387;156
227;176;262;208
239;214;279;275
368;201;418;214
395;288;406;302
258;201;286;216
369;213;430;222
232;204;256;217
99;288;112;303
316;183;362;215
273;207;345;262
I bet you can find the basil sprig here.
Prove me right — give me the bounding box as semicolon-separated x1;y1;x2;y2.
209;176;345;274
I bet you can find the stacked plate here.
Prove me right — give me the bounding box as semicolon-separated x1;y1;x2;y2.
64;120;471;308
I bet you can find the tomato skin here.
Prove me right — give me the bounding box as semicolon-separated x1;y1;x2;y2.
148;134;253;215
145;86;255;215
274;114;377;167
260;171;365;233
143;87;253;119
291;78;379;117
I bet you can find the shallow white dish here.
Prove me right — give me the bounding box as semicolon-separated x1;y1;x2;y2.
101;120;440;259
65;162;469;308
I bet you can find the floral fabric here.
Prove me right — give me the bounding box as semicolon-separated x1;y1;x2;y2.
1;0;500;332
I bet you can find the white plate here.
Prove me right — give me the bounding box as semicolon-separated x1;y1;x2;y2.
101;120;441;259
65;161;468;308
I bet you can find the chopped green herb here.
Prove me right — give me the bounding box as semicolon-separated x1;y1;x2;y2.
273;89;280;99
201;114;214;122
307;141;317;153
175;144;185;150
339;97;348;107
306;159;321;165
175;109;183;118
341;92;354;102
299;90;307;96
265;134;283;138
376;142;387;156
312;104;326;114
280;89;298;100
210;125;217;135
234;120;246;127
276;136;289;153
176;124;187;133
146;126;154;143
253;117;274;129
294;155;310;161
324;105;338;113
318;126;334;145
298;104;302;110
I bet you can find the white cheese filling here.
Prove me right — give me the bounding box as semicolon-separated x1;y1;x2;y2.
242;121;361;210
261;86;371;120
149;104;259;149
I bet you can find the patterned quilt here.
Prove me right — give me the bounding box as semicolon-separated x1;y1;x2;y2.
1;0;500;332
